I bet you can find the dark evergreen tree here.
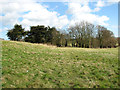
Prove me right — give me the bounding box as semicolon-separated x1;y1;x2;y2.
7;24;25;41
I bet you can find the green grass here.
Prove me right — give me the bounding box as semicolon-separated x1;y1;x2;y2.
2;40;119;88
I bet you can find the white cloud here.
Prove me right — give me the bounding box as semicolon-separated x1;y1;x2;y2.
0;0;69;31
106;0;119;2
92;7;101;12
92;0;119;12
0;0;118;32
96;0;105;7
93;1;105;12
20;3;69;29
67;2;109;27
95;0;119;8
67;3;91;14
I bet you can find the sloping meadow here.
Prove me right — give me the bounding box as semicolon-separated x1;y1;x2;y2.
2;41;119;88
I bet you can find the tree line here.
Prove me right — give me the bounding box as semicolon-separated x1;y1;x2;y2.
7;21;118;48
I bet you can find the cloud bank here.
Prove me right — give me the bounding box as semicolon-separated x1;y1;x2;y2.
0;0;118;32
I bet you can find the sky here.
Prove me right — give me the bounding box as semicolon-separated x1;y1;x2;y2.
0;0;119;40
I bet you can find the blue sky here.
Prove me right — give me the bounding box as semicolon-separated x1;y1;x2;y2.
0;0;119;40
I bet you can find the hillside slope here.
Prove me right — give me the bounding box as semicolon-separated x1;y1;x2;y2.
2;41;119;88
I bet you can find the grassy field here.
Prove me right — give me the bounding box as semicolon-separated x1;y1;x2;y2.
2;40;119;88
